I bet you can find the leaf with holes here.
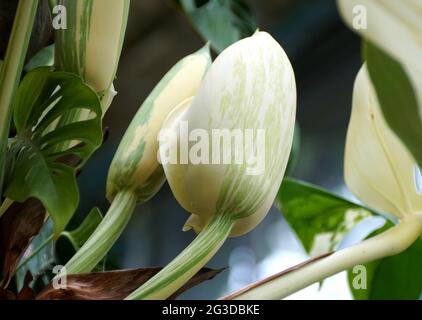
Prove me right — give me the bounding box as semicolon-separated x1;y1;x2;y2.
4;67;102;237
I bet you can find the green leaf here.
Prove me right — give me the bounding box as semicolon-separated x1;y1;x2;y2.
5;67;102;237
348;261;378;300
365;41;422;168
15;219;55;291
24;44;55;72
278;178;375;255
347;222;391;300
176;0;256;53
15;209;103;290
57;207;104;271
60;207;103;252
348;223;422;300
369;238;422;299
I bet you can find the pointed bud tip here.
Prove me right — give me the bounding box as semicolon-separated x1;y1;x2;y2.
182;224;192;232
196;41;212;58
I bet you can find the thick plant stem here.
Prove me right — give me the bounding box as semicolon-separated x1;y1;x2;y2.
223;215;422;300
63;190;137;275
0;0;38;197
126;214;234;300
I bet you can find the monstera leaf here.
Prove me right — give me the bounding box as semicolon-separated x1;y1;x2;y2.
5;67;102;237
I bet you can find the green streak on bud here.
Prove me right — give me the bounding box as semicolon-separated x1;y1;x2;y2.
126;31;297;300
161;32;297;237
55;0;130;114
107;45;211;204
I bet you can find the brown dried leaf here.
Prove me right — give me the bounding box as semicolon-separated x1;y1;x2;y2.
0;272;36;300
0;288;15;300
0;126;111;289
16;272;36;300
37;267;224;300
0;198;45;288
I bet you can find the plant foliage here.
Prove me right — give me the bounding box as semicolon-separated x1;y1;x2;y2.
4;67;102;237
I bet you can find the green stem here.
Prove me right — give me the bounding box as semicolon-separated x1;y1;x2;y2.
16;234;54;272
63;189;137;275
0;0;38;197
222;215;422;300
126;214;234;300
0;0;38;71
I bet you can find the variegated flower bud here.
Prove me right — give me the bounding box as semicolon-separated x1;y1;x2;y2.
55;0;130;112
160;31;297;237
107;45;211;203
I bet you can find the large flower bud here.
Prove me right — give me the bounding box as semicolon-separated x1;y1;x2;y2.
55;0;130;112
160;31;297;236
107;45;211;203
